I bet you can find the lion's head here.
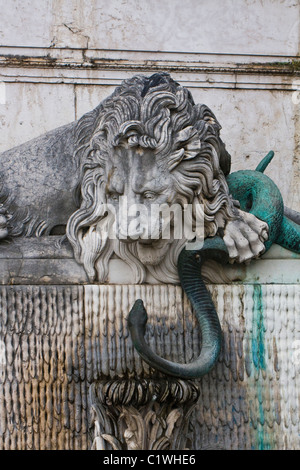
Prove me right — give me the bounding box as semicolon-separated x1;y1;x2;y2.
66;73;238;283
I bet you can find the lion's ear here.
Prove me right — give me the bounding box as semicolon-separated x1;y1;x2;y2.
168;127;201;170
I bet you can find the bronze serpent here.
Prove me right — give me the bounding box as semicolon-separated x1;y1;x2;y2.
128;152;300;378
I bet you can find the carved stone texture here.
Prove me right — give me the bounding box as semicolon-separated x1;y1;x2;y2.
0;283;300;450
89;378;200;450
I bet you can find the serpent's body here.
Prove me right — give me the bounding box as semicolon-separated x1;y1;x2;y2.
128;238;229;378
227;169;300;253
128;154;300;378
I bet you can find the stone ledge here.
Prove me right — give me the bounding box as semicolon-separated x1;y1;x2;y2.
0;237;298;285
1;47;299;90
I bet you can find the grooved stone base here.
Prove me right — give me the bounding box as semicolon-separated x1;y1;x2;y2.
0;284;299;450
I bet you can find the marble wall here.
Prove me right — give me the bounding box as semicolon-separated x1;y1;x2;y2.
0;0;300;209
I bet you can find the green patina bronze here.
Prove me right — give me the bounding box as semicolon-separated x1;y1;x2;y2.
128;152;300;379
227;151;300;253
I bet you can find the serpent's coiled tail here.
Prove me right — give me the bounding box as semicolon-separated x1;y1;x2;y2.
128;152;300;379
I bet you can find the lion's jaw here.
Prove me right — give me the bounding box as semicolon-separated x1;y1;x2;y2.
135;238;173;266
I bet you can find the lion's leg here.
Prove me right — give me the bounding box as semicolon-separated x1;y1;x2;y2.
223;209;269;264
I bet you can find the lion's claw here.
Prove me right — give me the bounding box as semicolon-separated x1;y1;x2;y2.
224;209;269;264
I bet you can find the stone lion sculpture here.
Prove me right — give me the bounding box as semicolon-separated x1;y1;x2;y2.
1;72;300;378
0;73;268;284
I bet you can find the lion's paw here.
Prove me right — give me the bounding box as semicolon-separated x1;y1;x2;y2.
223;209;269;264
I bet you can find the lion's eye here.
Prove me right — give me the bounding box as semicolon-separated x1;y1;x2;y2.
143;191;156;200
108;192;119;201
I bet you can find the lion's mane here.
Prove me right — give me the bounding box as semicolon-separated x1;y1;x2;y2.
66;73;237;283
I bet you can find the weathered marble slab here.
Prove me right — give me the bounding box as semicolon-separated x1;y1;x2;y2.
0;283;299;450
0;237;298;285
1;0;299;55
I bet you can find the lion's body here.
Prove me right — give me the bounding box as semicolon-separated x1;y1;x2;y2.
0;122;78;236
